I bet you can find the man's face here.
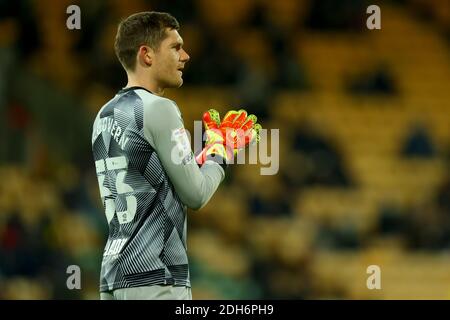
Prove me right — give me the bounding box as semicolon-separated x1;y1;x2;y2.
151;28;190;89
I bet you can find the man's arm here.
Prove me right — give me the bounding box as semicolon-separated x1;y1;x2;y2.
143;97;225;210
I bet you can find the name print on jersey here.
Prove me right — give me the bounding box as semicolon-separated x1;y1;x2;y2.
92;117;129;150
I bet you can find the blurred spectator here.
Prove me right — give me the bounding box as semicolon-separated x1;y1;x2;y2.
377;203;407;236
305;0;368;31
74;1;111;53
248;193;292;217
316;220;361;249
152;0;198;24
4;102;31;164
404;203;450;250
250;218;317;298
234;60;274;121
401;124;436;158
182;28;242;86
0;1;42;58
269;31;310;91
436;175;450;213
283;121;352;188
348;64;398;95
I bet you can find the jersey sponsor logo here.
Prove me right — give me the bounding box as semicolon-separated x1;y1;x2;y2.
171;127;192;165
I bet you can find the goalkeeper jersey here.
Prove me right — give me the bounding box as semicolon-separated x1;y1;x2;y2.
91;86;224;292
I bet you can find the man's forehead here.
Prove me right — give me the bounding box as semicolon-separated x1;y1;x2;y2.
165;28;183;44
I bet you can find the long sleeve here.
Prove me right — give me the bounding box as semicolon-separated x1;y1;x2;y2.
142;97;224;210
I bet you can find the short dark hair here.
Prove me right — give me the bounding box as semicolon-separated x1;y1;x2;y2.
114;11;180;71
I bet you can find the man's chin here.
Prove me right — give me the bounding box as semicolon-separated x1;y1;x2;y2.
175;77;183;88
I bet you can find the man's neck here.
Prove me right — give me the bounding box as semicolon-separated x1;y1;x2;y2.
126;73;164;96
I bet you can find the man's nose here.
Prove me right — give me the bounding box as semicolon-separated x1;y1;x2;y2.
181;49;190;62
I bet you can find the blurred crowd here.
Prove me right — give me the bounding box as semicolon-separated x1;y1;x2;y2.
0;0;449;299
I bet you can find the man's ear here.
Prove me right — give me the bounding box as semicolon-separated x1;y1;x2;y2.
137;45;153;67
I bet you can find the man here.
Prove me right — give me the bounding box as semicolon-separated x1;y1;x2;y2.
91;12;259;300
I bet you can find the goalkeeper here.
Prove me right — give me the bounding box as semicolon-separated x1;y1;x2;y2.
92;11;261;300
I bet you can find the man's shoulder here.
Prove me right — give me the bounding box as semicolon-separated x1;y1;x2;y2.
133;88;176;109
92;95;118;122
134;91;181;121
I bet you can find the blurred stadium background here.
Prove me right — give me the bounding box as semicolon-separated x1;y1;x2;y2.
0;0;449;299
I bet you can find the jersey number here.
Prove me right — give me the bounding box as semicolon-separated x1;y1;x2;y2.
95;156;137;224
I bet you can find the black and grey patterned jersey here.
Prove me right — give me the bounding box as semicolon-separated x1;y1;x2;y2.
91;86;224;292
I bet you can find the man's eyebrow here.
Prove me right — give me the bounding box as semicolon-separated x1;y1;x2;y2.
172;40;184;47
